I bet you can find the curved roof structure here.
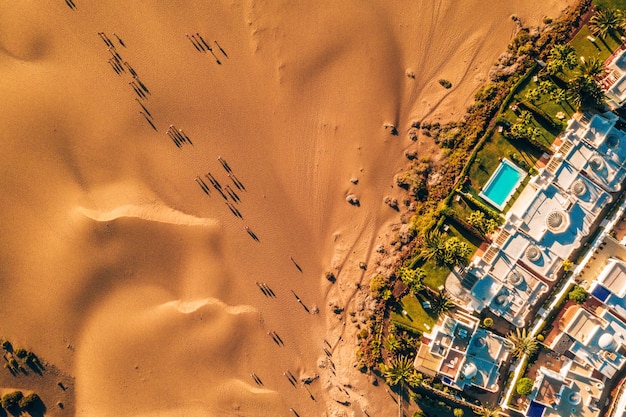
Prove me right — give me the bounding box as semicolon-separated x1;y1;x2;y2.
546;210;569;234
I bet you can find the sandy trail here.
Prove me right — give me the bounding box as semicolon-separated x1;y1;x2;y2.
0;1;573;415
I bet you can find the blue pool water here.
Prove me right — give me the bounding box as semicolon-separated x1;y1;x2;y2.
479;159;526;210
592;285;611;302
527;401;546;417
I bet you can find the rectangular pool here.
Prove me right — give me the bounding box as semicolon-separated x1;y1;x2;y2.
479;158;527;211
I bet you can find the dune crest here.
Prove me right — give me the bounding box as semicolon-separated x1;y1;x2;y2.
161;298;257;315
77;204;220;227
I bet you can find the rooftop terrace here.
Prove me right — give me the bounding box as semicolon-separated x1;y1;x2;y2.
557;305;626;379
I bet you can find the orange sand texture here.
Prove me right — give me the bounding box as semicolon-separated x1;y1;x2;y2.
0;1;573;416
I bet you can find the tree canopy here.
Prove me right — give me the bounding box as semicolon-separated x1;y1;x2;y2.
507;328;539;359
467;210;498;236
397;266;425;295
590;8;622;39
516;377;534;396
569;285;588;304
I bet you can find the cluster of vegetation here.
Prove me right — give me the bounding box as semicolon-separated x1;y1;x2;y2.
1;340;43;375
466;210;499;236
420;230;472;269
438;79;453;89
400;0;595;240
516;377;534;396
568;285;588;303
396;158;432;202
1;391;42;414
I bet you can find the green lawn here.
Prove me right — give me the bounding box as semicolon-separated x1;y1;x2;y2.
568;25;622;64
391;293;438;334
421;259;451;291
449;193;476;222
499;69;573;147
446;221;481;254
593;0;626;12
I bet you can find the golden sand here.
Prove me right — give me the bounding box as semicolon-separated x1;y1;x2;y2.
0;1;574;415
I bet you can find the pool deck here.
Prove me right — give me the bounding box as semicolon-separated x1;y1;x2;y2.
479;158;527;211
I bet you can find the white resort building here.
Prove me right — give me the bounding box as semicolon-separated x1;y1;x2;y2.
588;257;626;323
413;311;511;393
448;111;624;327
524;360;605;417
549;303;626;380
603;48;626;110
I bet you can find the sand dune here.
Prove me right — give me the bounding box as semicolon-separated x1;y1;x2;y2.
0;1;574;415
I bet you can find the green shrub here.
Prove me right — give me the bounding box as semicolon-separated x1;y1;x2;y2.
508;152;531;172
439;79;452;89
19;393;41;410
370;275;388;297
516;377;534;396
569;285;588;304
467;210;499;235
1;391;23;410
454;409;465;417
460;193;502;220
537;334;545;342
483;317;494;328
14;348;27;359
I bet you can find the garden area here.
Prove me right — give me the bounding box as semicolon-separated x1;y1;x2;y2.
458;10;624;217
413;221;483;291
390;293;437;334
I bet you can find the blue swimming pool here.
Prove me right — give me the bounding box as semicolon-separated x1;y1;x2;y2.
479;159;526;210
592;284;611;302
527;401;546;417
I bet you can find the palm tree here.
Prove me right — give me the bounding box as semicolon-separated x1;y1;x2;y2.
550;87;567;106
421;230;446;265
384;334;402;356
577;56;604;80
567;73;605;110
507;328;539;359
590;8;621;39
537;80;556;95
407;370;423;388
525;88;541;103
475;404;500;417
380;355;415;417
381;355;414;387
431;290;455;318
443;237;471;269
516;110;533;126
467;210;488;235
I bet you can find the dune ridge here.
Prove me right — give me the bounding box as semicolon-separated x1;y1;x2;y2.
161;298;257;315
77;204;220;227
